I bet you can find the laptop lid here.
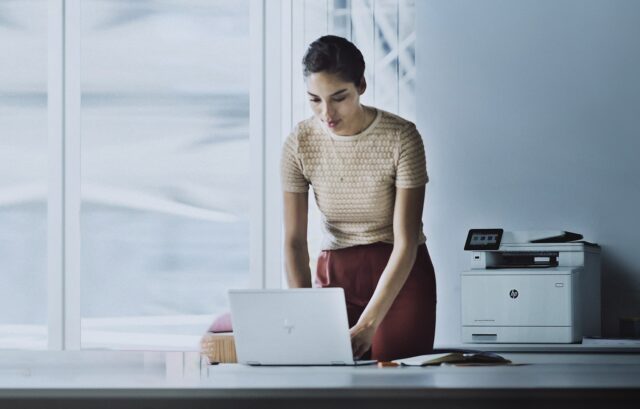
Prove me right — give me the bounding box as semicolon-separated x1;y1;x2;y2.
229;288;356;365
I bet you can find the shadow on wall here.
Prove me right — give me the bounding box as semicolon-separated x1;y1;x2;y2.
600;247;640;337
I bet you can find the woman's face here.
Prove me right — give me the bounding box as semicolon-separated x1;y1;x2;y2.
306;71;366;136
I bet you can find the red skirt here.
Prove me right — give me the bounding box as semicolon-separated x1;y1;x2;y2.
315;242;437;361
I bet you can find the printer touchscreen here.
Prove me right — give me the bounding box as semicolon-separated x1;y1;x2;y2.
464;229;503;251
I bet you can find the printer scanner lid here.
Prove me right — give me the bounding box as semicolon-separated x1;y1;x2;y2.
502;231;582;244
464;229;598;252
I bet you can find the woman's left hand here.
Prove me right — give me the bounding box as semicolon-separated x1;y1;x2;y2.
349;321;378;359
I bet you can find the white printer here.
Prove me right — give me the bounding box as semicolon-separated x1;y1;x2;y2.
461;229;601;343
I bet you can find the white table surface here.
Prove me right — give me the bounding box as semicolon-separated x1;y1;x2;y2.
0;351;639;408
2;350;640;388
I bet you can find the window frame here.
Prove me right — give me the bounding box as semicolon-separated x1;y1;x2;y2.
43;0;414;351
46;0;278;351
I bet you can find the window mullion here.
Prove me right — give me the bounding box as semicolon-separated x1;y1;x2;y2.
47;0;65;351
64;0;82;350
250;0;266;289
264;0;283;289
47;0;81;351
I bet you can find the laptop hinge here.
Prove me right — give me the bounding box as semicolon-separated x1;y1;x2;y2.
246;361;261;366
331;361;347;365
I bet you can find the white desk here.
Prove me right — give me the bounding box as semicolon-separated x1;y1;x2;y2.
1;351;639;408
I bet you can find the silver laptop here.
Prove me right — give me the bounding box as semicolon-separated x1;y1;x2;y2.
228;288;375;366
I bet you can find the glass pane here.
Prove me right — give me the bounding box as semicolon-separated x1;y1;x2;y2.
351;0;375;106
374;0;399;114
398;0;415;121
80;0;251;349
330;0;351;39
0;0;48;349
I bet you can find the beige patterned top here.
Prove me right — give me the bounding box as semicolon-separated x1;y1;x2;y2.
281;108;428;250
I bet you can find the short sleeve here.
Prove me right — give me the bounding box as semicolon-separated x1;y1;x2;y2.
395;123;428;188
280;133;310;193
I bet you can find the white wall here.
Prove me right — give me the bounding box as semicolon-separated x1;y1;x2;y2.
416;0;640;345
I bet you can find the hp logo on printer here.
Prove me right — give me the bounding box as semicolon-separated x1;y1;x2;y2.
509;289;519;299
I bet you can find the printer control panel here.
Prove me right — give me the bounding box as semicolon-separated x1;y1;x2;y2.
464;229;503;251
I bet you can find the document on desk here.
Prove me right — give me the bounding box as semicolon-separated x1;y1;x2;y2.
395;351;511;366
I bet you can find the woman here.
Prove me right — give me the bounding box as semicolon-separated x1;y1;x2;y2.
281;35;436;361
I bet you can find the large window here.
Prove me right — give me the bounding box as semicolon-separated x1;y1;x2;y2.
79;1;251;349
0;0;48;349
0;0;413;350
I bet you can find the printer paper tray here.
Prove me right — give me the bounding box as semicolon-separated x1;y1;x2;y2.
462;326;577;343
487;264;558;269
463;268;575;275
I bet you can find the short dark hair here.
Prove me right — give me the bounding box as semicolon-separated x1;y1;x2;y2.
302;35;365;87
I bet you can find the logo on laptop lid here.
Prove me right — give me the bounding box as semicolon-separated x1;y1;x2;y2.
283;319;295;334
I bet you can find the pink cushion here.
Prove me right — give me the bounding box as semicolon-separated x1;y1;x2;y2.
208;312;233;333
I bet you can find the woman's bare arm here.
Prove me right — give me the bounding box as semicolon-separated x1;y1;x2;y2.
283;191;312;288
350;186;425;357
